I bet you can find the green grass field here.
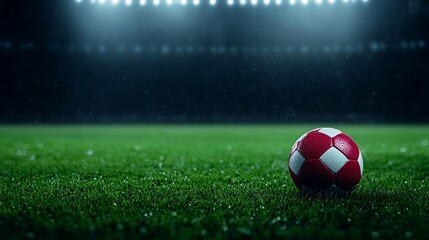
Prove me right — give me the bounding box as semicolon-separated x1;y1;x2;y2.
0;125;428;239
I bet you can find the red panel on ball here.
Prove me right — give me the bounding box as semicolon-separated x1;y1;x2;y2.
299;159;334;191
290;141;299;155
335;160;362;192
289;168;301;189
333;133;360;160
298;132;332;159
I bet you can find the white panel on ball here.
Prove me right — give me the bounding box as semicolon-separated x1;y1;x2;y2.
323;184;345;194
318;128;342;137
358;151;364;175
319;147;348;173
289;151;305;175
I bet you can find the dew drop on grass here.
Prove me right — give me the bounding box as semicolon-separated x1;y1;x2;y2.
347;218;352;222
159;156;164;161
16;150;27;157
422;140;428;146
201;229;208;236
87;149;93;156
226;145;233;151
26;232;35;239
134;145;141;152
140;227;147;234
222;225;228;232
116;224;123;230
371;232;379;238
400;147;407;153
29;155;36;161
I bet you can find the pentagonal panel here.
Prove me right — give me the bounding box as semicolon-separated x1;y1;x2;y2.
335;160;362;192
299;159;334;191
333;133;360;160
298;132;332;159
320;147;349;174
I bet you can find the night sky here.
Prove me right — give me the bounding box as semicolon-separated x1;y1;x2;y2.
1;0;428;123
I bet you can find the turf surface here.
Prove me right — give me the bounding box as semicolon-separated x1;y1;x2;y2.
0;125;428;239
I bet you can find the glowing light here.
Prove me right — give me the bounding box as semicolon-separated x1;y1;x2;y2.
76;0;370;5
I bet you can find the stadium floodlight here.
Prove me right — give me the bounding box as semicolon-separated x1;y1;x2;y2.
74;0;370;6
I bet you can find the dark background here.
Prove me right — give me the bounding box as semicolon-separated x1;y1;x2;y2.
1;0;428;123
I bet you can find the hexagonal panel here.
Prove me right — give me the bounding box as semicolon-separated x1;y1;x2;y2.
335;160;362;192
333;133;360;160
298;131;332;159
299;159;334;191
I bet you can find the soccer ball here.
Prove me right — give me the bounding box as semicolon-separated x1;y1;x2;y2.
288;128;363;195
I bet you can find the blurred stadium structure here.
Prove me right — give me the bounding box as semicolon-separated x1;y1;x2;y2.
0;0;428;123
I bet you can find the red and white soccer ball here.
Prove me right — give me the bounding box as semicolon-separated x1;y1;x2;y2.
288;128;363;195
